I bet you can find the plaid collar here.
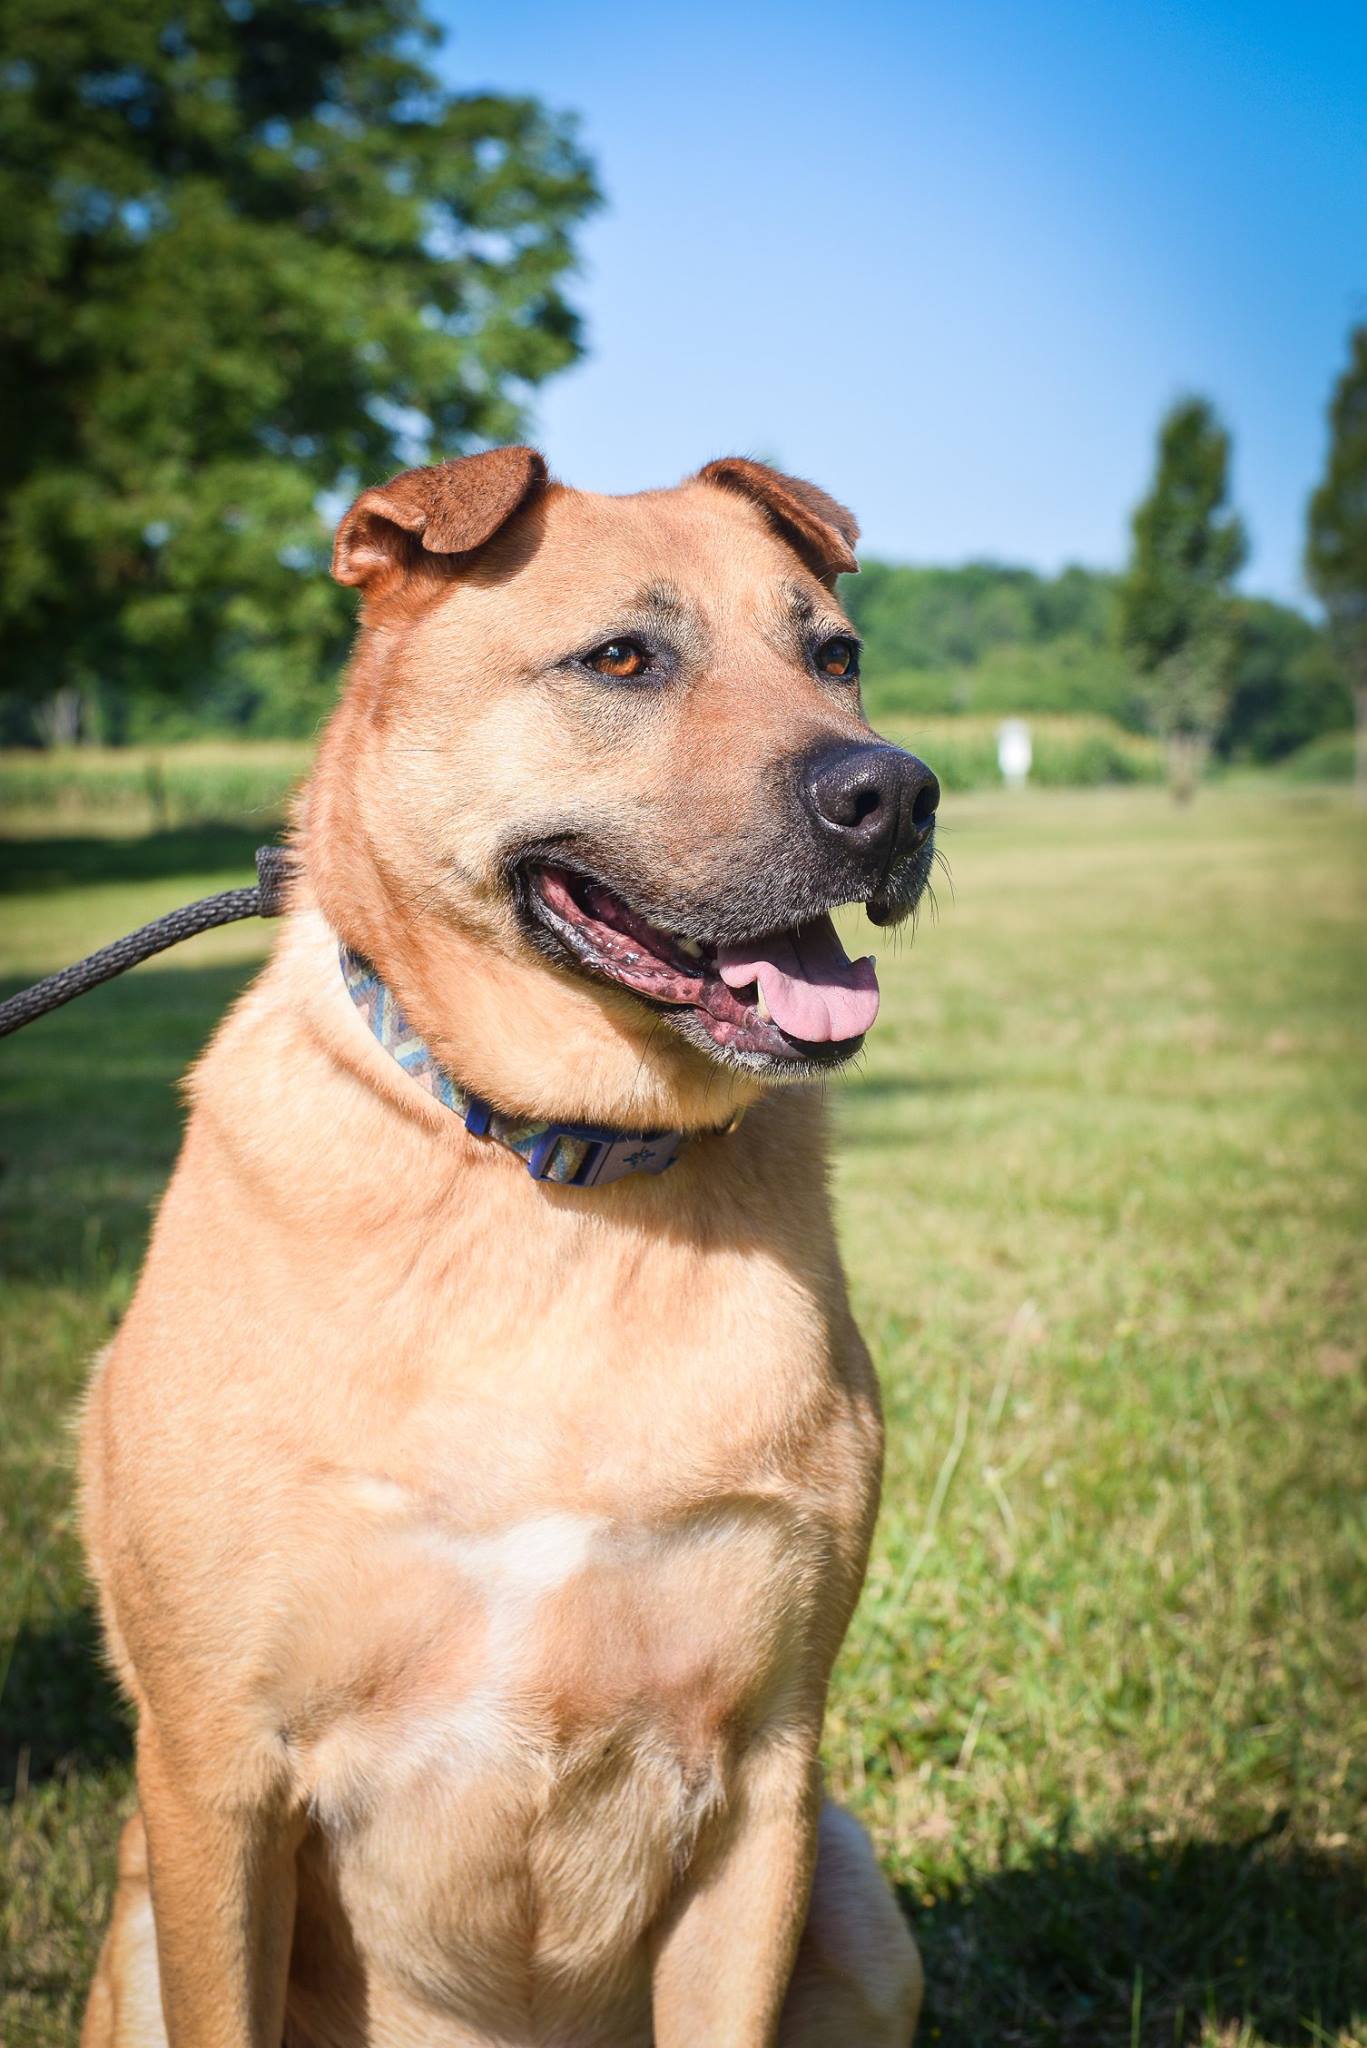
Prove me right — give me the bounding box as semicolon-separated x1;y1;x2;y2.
340;944;687;1188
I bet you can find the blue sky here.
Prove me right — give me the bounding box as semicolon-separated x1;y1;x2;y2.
434;1;1367;605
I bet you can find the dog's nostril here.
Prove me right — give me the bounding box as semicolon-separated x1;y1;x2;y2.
802;742;938;856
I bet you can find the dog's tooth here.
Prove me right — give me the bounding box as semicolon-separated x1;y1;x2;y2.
677;937;703;960
755;986;771;1023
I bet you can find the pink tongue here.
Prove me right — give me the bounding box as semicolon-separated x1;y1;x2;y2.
716;915;879;1043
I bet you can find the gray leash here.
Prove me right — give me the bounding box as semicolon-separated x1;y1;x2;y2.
0;846;294;1041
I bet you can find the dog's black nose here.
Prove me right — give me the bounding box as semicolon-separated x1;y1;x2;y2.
801;742;939;863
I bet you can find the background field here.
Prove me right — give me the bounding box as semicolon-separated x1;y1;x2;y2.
0;716;1167;841
1;782;1364;2046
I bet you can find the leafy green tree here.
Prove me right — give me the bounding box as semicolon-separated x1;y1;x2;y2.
0;0;598;741
1306;326;1367;803
1224;597;1350;764
1117;397;1247;798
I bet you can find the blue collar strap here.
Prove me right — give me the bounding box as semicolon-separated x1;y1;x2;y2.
340;944;688;1188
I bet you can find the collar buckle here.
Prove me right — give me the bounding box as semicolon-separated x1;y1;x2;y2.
572;1130;683;1187
463;1090;681;1187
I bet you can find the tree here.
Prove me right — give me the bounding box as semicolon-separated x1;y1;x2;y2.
0;0;599;741
1116;397;1247;799
1223;597;1350;764
1306;326;1367;804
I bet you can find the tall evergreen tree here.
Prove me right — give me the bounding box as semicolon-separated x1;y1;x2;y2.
1117;397;1247;799
1306;326;1367;804
0;0;599;739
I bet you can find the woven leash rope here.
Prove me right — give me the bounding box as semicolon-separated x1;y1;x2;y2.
0;846;294;1041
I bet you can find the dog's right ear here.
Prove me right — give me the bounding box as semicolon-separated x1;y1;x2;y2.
332;447;547;596
695;457;859;585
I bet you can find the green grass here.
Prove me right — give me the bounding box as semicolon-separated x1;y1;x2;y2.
2;788;1364;2046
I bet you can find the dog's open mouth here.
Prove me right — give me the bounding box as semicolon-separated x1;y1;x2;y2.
527;866;879;1064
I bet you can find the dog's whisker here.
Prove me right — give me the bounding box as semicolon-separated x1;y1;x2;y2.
932;847;956;901
623;1016;664;1126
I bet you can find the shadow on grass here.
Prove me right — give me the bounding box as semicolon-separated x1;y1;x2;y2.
835;1074;988;1153
0;961;258;1283
0;1607;133;1792
843;1074;985;1101
1;824;274;893
906;1827;1366;2046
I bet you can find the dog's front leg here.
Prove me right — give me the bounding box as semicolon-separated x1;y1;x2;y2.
651;1745;820;2048
137;1724;301;2047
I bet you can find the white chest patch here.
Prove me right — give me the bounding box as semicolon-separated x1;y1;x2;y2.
299;1504;606;1823
297;1482;804;1842
433;1510;604;1596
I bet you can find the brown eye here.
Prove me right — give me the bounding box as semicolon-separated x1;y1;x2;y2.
816;636;859;679
586;639;649;679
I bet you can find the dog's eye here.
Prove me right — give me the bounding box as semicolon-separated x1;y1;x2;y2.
586;639;650;679
816;636;859;680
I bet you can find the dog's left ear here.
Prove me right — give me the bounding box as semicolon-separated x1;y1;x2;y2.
333;447;548;596
696;457;859;584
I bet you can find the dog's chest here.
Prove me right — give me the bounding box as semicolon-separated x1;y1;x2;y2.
285;1489;827;2023
260;1192;872;2021
291;1489;821;1821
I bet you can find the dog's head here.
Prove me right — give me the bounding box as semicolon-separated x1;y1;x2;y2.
309;449;938;1128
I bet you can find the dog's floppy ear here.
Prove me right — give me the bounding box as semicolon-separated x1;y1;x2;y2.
333;447;548;593
696;457;859;583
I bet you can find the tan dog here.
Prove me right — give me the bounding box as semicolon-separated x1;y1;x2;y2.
78;451;940;2048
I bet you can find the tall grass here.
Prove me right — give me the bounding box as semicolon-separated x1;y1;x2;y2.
0;717;1163;835
877;713;1163;790
0;742;311;833
1277;731;1356;782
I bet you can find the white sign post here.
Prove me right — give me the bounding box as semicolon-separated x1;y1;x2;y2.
997;718;1032;789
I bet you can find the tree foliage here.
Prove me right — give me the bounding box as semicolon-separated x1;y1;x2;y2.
1115;398;1247;782
0;0;599;738
1225;597;1349;764
1305;325;1367;798
1306;326;1367;627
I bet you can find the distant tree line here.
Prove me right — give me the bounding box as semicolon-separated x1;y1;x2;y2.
848;554;1348;770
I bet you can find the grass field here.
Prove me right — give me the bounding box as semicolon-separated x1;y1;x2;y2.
1;786;1364;2046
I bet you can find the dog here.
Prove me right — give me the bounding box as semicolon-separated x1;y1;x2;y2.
78;450;940;2047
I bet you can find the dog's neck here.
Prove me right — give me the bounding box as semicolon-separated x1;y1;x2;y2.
339;942;736;1187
